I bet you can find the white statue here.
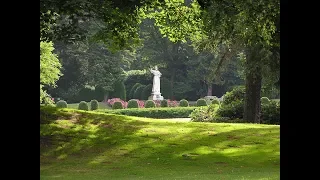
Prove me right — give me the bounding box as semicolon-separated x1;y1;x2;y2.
150;66;164;100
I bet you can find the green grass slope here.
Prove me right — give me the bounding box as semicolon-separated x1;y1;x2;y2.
40;106;280;180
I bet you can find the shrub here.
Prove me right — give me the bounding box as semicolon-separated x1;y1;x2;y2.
106;98;127;108
261;101;280;124
179;99;189;107
128;83;142;100
56;100;68;108
222;86;245;105
261;97;271;105
161;78;172;99
78;101;89;111
211;99;220;105
189;103;218;122
90;99;99;110
190;107;212;122
112;101;123;109
112;81;126;101
160;99;168;107
196;98;207;106
216;100;244;119
127;99;139;108
145;100;156;108
98;107;197;118
141;84;152;100
133;85;146;99
168;99;178;107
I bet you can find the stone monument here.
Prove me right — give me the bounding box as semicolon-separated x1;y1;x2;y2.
150;66;164;100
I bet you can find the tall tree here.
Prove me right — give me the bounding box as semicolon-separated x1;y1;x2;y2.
40;41;62;104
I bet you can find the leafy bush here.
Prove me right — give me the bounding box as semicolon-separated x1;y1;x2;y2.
133;85;146;99
196;99;207;106
190;107;212;122
112;81;126;101
90;99;99;110
211;99;220;105
261;97;271;105
190;104;219;122
222;86;245;105
128;83;142;100
78;101;89;111
261;101;280;124
112;101;123;109
141;84;152;100
98;107;197;118
168;99;178;107
105;98;127;108
179;99;189;107
145;100;156;108
127;99;139;108
216;100;244;119
56;100;68;108
160;99;168;107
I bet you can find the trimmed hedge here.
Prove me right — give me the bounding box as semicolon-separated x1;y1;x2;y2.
127;99;139;108
112;101;123;109
196;99;207;106
56;100;68;108
78;101;89;111
98;107;197;118
90;99;99;110
179;99;189;107
145;100;156;108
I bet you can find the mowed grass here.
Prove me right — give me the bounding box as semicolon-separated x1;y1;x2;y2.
40;107;280;180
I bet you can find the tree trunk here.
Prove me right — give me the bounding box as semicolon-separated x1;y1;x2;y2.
207;83;212;96
244;49;262;123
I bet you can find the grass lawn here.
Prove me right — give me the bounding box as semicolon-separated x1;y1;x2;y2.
40;107;280;180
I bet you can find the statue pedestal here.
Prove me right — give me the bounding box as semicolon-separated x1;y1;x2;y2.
151;92;164;100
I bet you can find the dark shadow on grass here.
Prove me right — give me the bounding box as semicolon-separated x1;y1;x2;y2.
40;106;149;161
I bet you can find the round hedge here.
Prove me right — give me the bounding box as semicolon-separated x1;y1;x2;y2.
179;99;189;107
160;99;168;107
127;99;139;108
112;101;123;109
211;99;220;105
261;97;271;104
78;101;89;111
145;100;156;108
90;99;99;110
196;98;207;106
56;100;68;108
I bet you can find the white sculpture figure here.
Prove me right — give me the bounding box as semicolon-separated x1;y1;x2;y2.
150;66;164;100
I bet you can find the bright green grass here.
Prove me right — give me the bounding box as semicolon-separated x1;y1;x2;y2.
40;107;279;180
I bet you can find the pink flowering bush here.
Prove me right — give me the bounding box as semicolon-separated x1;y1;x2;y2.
105;98;127;108
137;100;144;108
153;100;161;107
167;99;179;107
